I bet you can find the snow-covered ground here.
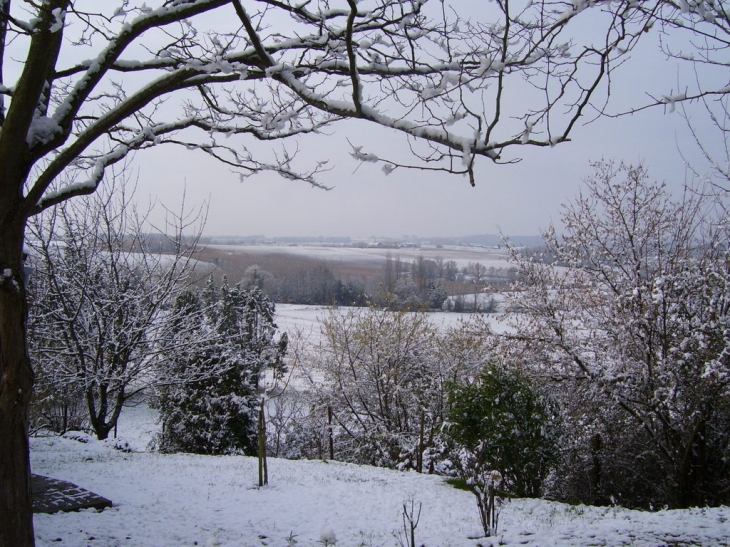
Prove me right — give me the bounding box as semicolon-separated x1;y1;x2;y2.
30;305;730;546
31;400;730;547
274;304;512;347
209;243;512;271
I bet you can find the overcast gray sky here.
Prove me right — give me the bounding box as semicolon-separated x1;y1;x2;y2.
127;7;724;240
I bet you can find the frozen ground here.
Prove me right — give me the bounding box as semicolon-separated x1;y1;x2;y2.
31;432;730;547
31;395;730;547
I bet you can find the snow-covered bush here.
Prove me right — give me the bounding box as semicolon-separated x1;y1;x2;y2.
502;161;730;508
104;437;133;453
301;307;487;470
456;452;504;537
29;379;88;435
61;430;94;444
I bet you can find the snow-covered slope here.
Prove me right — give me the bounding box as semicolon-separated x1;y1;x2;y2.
31;433;730;547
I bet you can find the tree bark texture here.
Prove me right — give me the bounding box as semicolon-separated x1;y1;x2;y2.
0;216;35;547
0;3;67;542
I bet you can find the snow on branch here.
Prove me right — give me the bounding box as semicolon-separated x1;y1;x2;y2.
36;146;129;211
349;143;379;163
662;92;688;113
4;0;668;219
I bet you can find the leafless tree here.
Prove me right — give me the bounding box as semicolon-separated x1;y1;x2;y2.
675;84;730;194
27;172;211;441
627;1;729;114
0;0;688;544
501;161;730;508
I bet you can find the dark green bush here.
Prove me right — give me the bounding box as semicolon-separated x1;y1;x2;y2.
446;364;559;498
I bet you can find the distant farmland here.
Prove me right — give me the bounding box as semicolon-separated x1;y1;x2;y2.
192;243;514;286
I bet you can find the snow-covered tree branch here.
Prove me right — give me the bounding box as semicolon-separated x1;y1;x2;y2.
6;0;658;216
0;1;722;545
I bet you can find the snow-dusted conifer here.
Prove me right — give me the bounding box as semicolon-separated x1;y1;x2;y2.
155;278;285;455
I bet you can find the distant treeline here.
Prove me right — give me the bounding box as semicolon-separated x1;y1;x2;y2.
237;254;517;312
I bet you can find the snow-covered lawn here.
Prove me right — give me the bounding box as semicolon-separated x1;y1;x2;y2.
31;433;730;547
29;307;730;547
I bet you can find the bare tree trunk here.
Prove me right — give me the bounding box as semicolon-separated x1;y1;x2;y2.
417;411;424;473
0;6;66;541
0;219;35;547
328;405;334;460
87;384;126;441
590;433;602;504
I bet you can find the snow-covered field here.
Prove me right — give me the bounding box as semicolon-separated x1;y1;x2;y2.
274;304;512;347
209;244;512;271
31;400;730;547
